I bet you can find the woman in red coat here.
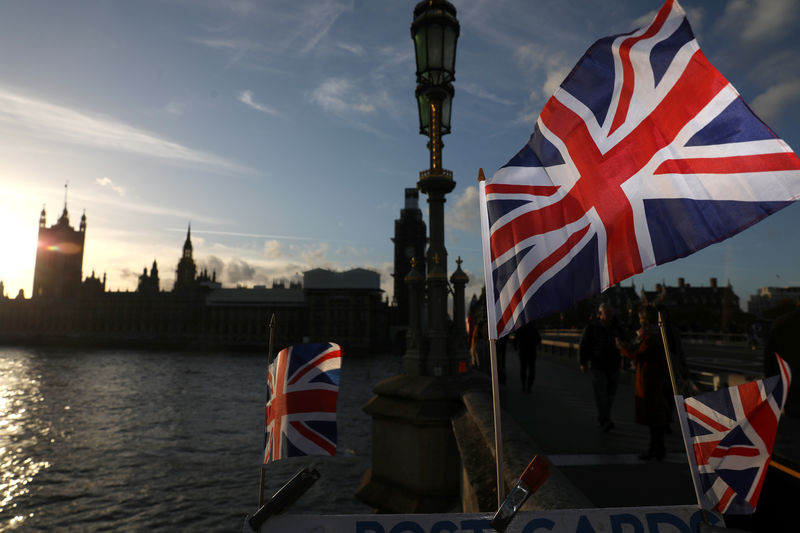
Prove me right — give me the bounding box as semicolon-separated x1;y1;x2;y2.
616;306;669;460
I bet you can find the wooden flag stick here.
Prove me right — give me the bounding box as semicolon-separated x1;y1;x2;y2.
657;312;708;520
479;166;505;506
258;314;277;510
657;312;680;397
488;338;506;507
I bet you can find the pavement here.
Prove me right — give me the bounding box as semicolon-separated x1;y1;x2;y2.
499;347;700;509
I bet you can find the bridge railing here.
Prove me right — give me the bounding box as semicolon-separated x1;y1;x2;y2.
537;330;753;392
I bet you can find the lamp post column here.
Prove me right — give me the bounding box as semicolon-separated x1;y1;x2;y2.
419;92;454;375
355;0;464;514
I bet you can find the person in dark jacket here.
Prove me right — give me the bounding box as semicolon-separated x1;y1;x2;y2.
579;303;625;431
617;305;669;460
513;321;541;393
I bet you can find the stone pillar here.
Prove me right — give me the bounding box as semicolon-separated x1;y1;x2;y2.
356;375;465;513
451;256;468;338
403;258;426;376
450;256;469;371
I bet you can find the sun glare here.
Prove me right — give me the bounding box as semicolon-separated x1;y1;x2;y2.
0;197;38;299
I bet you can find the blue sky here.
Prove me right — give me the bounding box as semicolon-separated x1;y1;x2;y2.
1;0;799;311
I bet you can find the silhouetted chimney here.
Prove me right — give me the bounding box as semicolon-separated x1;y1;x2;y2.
710;277;717;289
678;277;685;288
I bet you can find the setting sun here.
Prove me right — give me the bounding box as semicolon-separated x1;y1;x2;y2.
0;188;39;299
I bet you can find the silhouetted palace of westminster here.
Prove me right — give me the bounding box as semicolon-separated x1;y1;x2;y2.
1;187;754;352
0;189;434;353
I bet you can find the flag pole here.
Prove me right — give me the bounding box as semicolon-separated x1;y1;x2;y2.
259;313;277;509
657;311;708;520
488;337;506;508
478;166;506;506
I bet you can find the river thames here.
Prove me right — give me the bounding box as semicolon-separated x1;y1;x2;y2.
0;346;400;531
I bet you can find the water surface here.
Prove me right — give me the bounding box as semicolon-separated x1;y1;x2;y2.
0;347;397;531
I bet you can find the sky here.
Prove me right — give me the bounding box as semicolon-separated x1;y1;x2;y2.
1;0;800;312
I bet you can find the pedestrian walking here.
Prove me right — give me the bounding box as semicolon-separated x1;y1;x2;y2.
512;321;541;393
579;303;625;431
617;306;669;461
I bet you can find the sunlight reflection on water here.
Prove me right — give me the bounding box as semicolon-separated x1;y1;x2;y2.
0;352;50;531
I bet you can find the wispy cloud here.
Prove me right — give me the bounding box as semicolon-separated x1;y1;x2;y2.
189;1;352;59
516;43;571;95
719;0;800;42
0;86;253;174
542;67;571;100
238;90;285;118
446;185;480;233
189;37;261;69
264;239;282;257
169;228;317;241
751;80;800;123
310;78;377;114
337;42;364;56
631;9;659;30
460;82;514;106
190;37;251;51
297;0;353;54
300;242;330;266
74;192;224;227
96;177;125;197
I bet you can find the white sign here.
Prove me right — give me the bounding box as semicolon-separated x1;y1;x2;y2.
261;505;724;533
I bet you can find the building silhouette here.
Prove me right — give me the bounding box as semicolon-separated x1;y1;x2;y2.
32;195;86;299
640;277;742;332
391;188;427;326
174;225;197;292
748;286;800;318
137;261;160;295
537;276;746;334
0;199;389;354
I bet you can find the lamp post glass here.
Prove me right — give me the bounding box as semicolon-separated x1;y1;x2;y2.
411;0;459;87
416;84;453;137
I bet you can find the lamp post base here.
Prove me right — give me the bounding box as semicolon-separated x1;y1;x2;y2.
356;374;466;513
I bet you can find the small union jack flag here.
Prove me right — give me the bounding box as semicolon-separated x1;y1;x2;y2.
479;0;800;339
680;354;792;514
264;342;342;464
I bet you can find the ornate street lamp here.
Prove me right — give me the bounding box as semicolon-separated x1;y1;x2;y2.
404;0;465;377
355;1;466;513
411;0;459;174
411;0;459;87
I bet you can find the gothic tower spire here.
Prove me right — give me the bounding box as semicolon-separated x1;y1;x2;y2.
58;182;69;225
183;223;193;259
175;223;197;291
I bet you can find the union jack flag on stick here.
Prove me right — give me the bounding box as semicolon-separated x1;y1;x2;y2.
676;354;792;514
478;0;800;339
264;342;342;463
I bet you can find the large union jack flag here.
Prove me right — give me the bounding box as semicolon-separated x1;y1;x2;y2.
479;0;800;339
679;354;792;514
264;342;341;464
